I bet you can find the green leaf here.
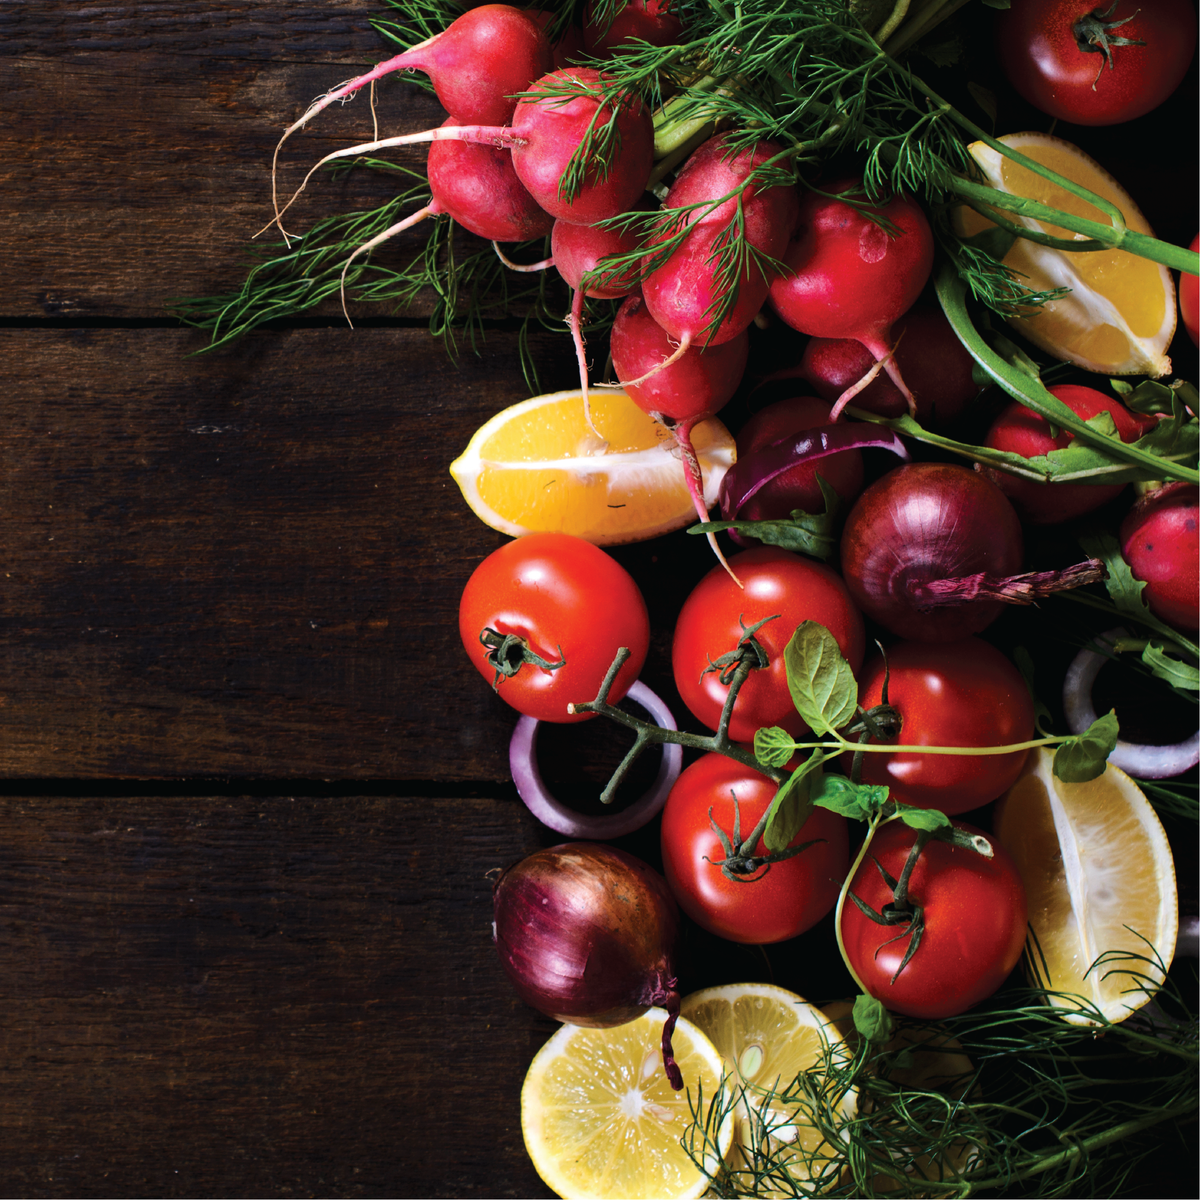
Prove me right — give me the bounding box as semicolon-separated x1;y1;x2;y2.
811;773;889;822
692;477;840;561
1054;711;1120;782
754;725;795;769
1077;527;1152;615
784;621;859;736
762;762;817;854
852;993;894;1045
895;805;952;833
1143;642;1200;694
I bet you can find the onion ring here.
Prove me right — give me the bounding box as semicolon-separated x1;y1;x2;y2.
1062;627;1200;779
509;680;683;837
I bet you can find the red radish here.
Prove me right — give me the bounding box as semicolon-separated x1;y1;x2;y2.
610;292;750;575
733;395;865;522
611;293;749;419
551;217;645;433
285;6;551;131
769;182;933;418
529;9;588;69
639;136;800;365
840;462;1105;641
801;301;979;426
1119;482;1200;632
584;0;684;57
337;116;554;322
1181;233;1199;346
982;384;1156;525
279;68;654;231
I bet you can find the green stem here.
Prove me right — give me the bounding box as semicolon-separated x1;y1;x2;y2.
832;808;894;994
936;265;1200;485
962;1101;1198;1192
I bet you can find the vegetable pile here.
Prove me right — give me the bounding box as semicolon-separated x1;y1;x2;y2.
180;1;1200;1195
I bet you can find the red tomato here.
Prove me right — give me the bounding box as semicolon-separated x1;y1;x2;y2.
997;0;1198;126
841;820;1028;1019
850;639;1036;817
660;753;848;944
1181;233;1199;346
983;384;1155;524
672;547;866;744
458;533;649;723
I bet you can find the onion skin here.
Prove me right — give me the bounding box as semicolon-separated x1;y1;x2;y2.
840;462;1024;641
493;842;684;1087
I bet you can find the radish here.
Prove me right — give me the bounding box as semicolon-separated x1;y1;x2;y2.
282;6;552;132
584;0;685;58
638;136;800;370
769;182;934;419
278;68;654;231
271;5;553;237
551;216;645;434
337;116;554;323
801;300;979;426
1119;481;1199;632
610;292;750;576
982;384;1156;525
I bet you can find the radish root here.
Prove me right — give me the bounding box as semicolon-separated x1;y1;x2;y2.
339;205;438;326
673;416;741;587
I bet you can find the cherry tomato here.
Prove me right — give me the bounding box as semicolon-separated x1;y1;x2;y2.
841;820;1028;1019
458;533;649;723
850;639;1036;817
983;383;1155;525
672;547;866;744
997;0;1198;126
660;753;848;944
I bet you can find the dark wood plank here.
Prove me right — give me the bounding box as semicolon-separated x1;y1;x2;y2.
0;792;556;1198
0;324;720;778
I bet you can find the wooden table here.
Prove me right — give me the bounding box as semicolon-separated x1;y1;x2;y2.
2;3;1196;1196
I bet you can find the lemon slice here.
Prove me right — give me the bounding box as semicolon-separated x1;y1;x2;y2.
682;984;856;1195
521;1009;733;1200
449;388;736;545
954;132;1175;377
993;747;1178;1025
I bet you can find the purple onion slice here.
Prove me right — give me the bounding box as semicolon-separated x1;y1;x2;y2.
718;423;910;521
1063;628;1200;779
509;680;683;837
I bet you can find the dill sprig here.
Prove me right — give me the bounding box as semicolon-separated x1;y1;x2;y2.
684;952;1198;1198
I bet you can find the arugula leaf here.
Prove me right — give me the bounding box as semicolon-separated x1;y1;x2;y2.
1054;711;1120;782
784;621;859;736
1143;642;1200;695
692;477;840;561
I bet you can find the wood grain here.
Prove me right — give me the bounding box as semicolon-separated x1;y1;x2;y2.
0;793;556;1198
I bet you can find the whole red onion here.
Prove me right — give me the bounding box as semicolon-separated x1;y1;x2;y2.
492;841;684;1088
840;462;1104;641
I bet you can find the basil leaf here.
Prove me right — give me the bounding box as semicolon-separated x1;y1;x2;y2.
754;725;795;769
852;994;894;1045
762;763;817;853
785;621;859;736
895;805;952;833
811;773;889;822
1054;711;1120;782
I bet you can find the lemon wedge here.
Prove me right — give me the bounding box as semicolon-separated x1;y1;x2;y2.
955;132;1175;377
993;747;1178;1024
448;388;735;545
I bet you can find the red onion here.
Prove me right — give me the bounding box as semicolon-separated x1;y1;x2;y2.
493;842;684;1088
717;422;910;523
510;680;683;838
840;462;1104;641
1063;628;1200;779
